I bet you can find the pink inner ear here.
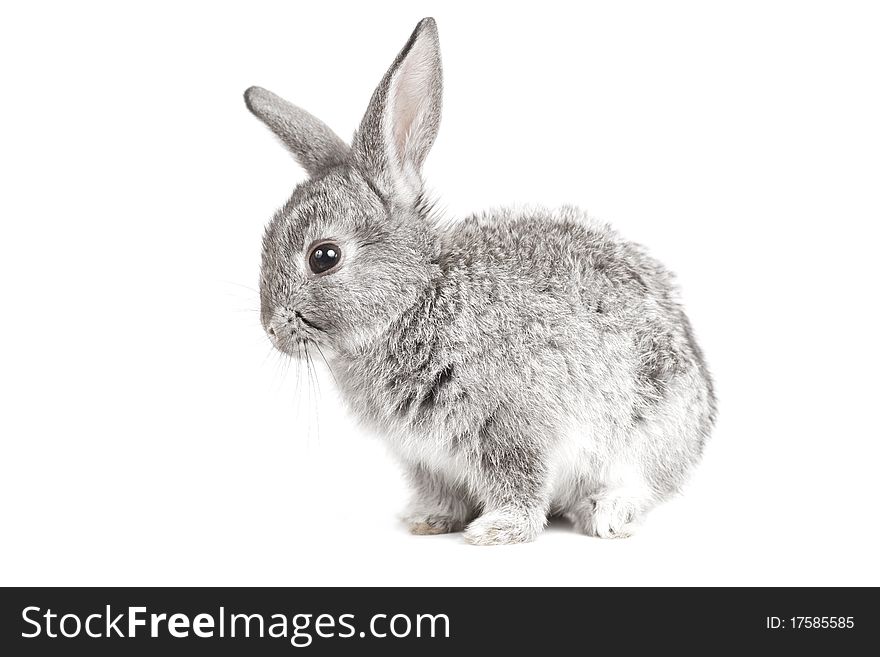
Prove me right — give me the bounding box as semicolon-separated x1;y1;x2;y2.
390;36;434;167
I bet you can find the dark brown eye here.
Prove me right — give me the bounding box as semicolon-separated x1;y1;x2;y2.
308;242;341;274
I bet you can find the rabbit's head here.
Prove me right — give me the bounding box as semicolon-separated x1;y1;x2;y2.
246;18;442;357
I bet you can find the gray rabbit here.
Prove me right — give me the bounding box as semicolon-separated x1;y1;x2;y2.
245;18;716;545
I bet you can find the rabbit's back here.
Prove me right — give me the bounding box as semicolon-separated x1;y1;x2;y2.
437;205;703;406
442;205;677;311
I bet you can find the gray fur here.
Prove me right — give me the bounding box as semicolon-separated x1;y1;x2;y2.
246;17;716;545
245;86;350;176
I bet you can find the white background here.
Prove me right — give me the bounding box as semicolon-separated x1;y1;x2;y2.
2;1;879;586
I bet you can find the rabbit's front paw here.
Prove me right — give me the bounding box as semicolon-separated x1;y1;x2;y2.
463;508;544;546
568;495;641;539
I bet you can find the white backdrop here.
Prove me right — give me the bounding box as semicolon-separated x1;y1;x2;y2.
1;0;878;586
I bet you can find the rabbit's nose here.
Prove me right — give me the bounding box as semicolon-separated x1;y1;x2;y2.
265;320;283;345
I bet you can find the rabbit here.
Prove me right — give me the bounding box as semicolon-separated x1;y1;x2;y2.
245;17;716;545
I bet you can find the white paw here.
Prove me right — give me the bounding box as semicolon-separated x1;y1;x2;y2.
568;497;641;539
463;509;544;546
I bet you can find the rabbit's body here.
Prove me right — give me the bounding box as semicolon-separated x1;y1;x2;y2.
246;18;715;544
334;205;714;542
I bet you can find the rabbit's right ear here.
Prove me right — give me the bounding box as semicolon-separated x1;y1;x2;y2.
244;86;350;177
353;18;442;205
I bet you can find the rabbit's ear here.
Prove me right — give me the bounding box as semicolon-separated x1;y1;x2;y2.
244;86;350;177
354;18;442;203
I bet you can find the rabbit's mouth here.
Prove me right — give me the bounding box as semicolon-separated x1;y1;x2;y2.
294;311;324;332
264;308;327;357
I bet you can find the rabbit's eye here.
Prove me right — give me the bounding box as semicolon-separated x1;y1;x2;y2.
308;242;342;274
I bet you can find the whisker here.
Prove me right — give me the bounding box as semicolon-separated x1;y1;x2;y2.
294;340;304;426
313;343;338;386
306;344;322;444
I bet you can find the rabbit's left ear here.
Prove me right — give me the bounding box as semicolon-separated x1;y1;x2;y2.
245;86;350;177
354;18;442;204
